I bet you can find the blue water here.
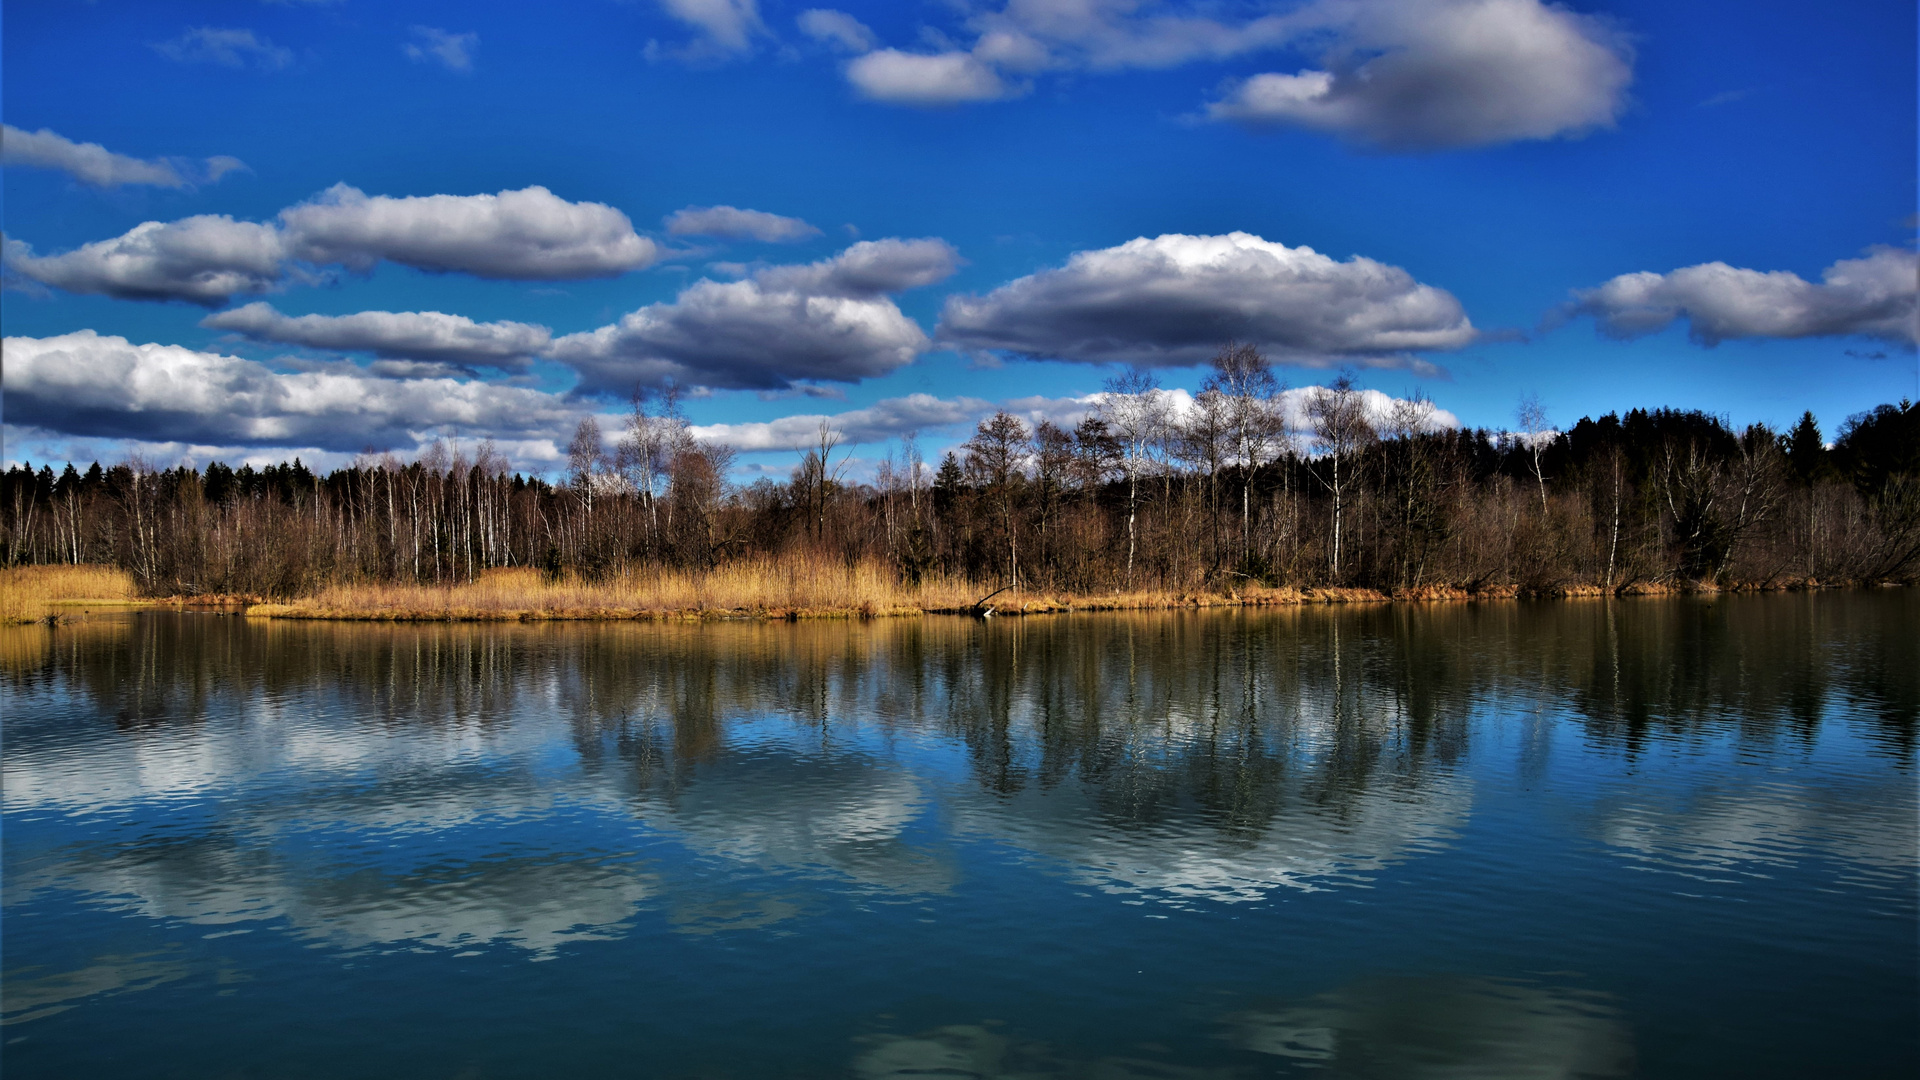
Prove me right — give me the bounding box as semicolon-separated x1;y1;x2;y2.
3;595;1915;1077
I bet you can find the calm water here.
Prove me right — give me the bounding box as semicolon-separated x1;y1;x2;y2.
2;595;1915;1078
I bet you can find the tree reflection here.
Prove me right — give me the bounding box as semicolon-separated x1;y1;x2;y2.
4;593;1911;911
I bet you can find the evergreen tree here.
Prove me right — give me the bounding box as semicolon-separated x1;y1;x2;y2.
1785;411;1831;484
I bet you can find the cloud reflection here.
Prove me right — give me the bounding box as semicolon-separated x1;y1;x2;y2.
1230;975;1634;1078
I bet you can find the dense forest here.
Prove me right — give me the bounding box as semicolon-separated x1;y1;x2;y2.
4;347;1917;599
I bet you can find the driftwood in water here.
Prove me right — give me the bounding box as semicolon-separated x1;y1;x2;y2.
970;585;1013;615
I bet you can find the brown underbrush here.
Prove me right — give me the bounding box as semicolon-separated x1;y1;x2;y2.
0;564;140;625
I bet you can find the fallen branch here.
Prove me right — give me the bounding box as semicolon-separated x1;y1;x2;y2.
970;584;1013;614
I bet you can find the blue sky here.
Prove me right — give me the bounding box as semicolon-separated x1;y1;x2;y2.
4;0;1914;477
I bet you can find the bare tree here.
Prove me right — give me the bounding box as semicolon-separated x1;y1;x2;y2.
618;387;665;548
669;437;736;566
1305;373;1375;579
1516;393;1552;516
1096;370;1168;585
567;416;605;522
901;430;923;519
966;410;1030;590
1604;445;1625;590
1204;343;1284;564
1382;391;1440;587
793;421;849;541
1032;419;1073;581
1177;387;1233;562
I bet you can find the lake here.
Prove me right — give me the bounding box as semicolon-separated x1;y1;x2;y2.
2;594;1915;1078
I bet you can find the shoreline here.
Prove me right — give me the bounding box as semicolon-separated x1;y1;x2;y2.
5;565;1904;628
236;578;1892;623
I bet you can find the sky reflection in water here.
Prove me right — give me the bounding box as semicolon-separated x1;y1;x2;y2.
2;595;1915;1077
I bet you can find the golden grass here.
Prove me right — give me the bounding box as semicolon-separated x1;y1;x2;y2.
0;559;1820;628
0;564;141;625
249;559;985;621
244;558;1442;623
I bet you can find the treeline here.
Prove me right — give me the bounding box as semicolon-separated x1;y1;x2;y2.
4;347;1917;598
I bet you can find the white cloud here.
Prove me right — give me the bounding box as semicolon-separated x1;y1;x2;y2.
204;156;249;182
654;0;766;59
5;185;661;304
201;303;552;370
404;27;479;73
1561;247;1919;346
665;205;822;243
691;393;991;451
938;231;1476;367
3;331;579;454
152;27;293;71
547;239;960;395
0;125;236;188
962;0;1295;72
846;49;1014;105
757;236;962;295
279;184;658;280
826;1;1632;150
1205;0;1633;150
1001;385;1460;439
694;380;1461;461
797;9;877;52
1283;384;1461;434
3;218;289;306
0;125;248;189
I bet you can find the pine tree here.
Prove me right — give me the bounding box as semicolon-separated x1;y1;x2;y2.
1785;411;1830;484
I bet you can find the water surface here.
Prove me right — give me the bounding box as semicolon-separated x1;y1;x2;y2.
3;595;1915;1077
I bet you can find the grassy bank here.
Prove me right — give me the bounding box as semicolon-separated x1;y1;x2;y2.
241;563;1836;622
0;565;141;625
247;561;982;621
2;562;1868;627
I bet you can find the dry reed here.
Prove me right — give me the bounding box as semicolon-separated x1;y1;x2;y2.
248;558;983;621
0;564;140;625
244;559;1448;623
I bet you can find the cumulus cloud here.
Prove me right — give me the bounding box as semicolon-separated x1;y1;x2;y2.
797;9;876;53
404;27;478;72
938;231;1476;367
152;27;293;71
820;1;1631;148
3;218;289;306
1205;0;1633;150
1000;385;1460;440
846;50;1014;105
201;303;552;370
5;185;660;304
279;184;658;280
548;239;960;395
1283;383;1461;434
0;125;246;188
4;331;577;454
691;393;991;451
1557;247;1920;346
652;0;766;59
696;380;1462;461
758;236;962;294
665;205;822;243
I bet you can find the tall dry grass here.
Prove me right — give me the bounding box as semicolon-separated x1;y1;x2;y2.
0;560;1643;628
0;565;140;625
242;556;1436;622
249;557;986;621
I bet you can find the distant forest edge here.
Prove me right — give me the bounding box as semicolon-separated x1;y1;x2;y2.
5;351;1918;604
